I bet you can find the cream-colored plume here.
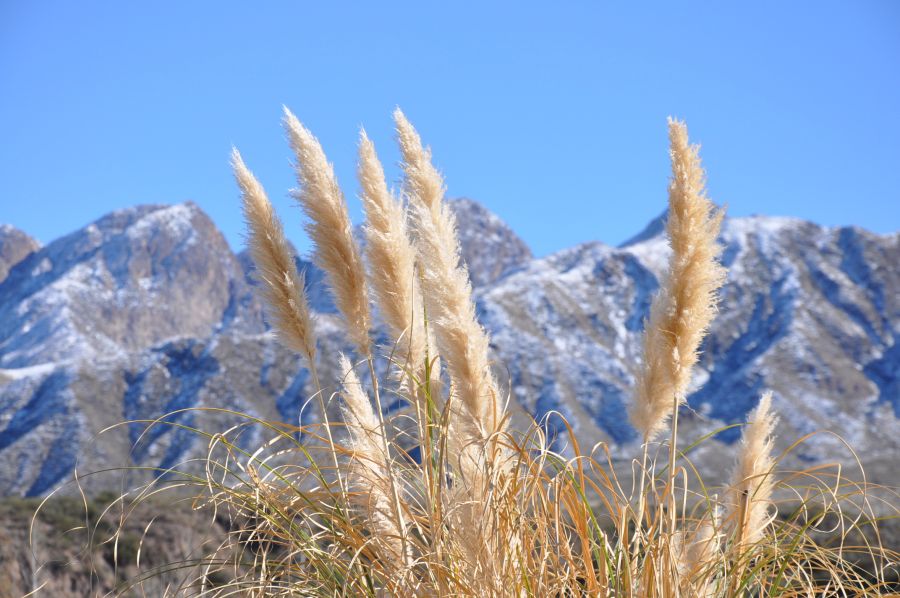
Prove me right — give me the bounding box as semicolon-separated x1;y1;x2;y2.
393;108;505;443
727;392;777;550
338;353;406;561
630;118;726;442
393;111;510;588
677;508;721;596
283;107;372;357
357;129;430;376
394;109;444;217
232;148;317;366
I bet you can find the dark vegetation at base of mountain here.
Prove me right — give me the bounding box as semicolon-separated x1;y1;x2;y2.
0;492;233;597
0;491;896;597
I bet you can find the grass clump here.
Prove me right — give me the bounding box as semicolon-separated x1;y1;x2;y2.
98;111;897;596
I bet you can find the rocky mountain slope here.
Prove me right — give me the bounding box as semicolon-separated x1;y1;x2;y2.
0;225;40;284
479;215;899;477
0;199;897;496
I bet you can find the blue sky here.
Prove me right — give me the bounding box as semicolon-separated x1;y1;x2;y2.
2;1;898;256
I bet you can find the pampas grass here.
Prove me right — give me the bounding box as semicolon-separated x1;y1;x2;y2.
337;353;409;566
101;111;898;597
232;148;316;368
727;391;777;551
284;107;372;358
357;129;431;384
394;108;506;447
630;118;726;444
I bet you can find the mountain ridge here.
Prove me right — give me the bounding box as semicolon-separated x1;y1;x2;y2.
0;199;897;496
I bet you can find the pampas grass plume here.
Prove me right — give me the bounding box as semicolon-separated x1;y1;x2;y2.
394;108;444;216
394;109;505;442
727;391;778;549
231;148;317;366
630;118;727;442
338;353;406;561
283;107;372;357
357;129;428;374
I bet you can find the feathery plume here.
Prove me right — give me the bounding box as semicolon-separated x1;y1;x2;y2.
677;507;721;595
232;148;317;366
393;109;505;443
338;353;406;561
727;392;778;550
394;109;444;216
283;107;372;356
357;129;429;374
684;514;719;575
394;111;510;588
630;118;726;442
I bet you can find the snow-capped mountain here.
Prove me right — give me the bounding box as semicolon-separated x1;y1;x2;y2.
479;214;899;478
0;204;264;369
0;200;896;496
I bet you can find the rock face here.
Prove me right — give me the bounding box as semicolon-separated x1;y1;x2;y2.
450;197;533;286
0;225;40;284
0;199;897;496
0;203;262;368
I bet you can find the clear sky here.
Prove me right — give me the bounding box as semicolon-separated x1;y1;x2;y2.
2;1;898;257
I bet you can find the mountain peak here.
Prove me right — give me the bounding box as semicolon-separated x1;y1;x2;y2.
619;210;667;248
620;211;818;248
449;197;532;287
0;202;249;368
0;225;40;284
89;202;205;243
